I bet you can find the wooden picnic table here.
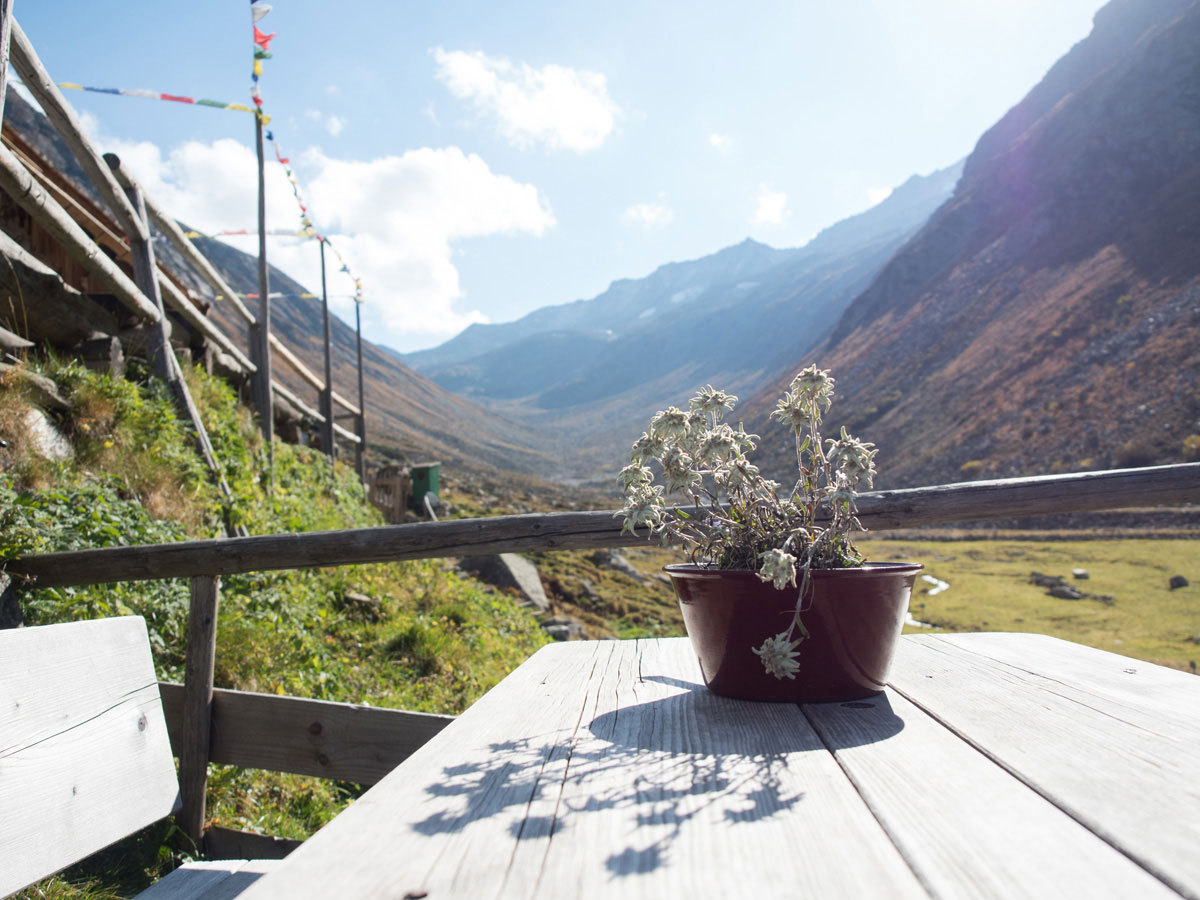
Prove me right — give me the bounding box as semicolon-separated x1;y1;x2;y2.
238;634;1200;899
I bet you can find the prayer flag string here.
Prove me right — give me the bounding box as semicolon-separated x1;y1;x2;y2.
19;80;258;115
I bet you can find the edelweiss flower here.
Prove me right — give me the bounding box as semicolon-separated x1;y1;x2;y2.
649;406;692;442
753;632;802;680
715;457;760;491
618;483;665;535
630;431;665;463
618;463;653;491
771;365;835;434
698;424;739;464
689;385;737;420
825;426;877;489
660;445;700;494
757;547;797;590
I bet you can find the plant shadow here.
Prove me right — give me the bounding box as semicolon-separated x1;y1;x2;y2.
409;677;905;882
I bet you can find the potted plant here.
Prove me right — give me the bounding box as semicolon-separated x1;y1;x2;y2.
617;365;921;702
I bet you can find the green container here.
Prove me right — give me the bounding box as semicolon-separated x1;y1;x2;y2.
410;462;440;511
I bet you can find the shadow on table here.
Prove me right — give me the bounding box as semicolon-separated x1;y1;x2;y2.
410;678;904;880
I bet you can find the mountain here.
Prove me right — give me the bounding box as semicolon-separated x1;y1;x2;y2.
744;0;1200;489
2;90;552;477
402;161;962;480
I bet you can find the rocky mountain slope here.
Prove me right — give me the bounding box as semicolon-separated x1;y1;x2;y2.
2;90;551;477
404;161;962;481
743;0;1200;489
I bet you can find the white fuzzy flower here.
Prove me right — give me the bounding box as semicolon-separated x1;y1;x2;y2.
771;365;835;433
826;426;877;489
757;547;797;590
631;431;665;463
618;463;654;491
689;385;737;420
753;632;802;680
660;445;701;494
698;424;739;464
617;483;665;535
715;457;760;491
649;407;692;441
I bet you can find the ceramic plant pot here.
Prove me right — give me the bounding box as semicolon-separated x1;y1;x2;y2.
665;561;923;702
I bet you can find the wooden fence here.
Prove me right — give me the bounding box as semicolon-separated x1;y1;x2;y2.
5;462;1199;856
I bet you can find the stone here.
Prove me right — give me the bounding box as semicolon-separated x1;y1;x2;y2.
459;553;549;612
1169;575;1189;590
1029;571;1065;588
589;549;645;582
23;407;73;461
340;590;383;623
541;616;588;641
1047;584;1086;600
1072;568;1089;580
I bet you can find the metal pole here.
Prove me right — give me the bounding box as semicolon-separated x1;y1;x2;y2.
319;239;335;460
354;300;366;489
253;114;274;464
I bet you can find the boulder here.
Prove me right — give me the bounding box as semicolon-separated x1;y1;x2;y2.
541;616;588;641
24;407;72;461
1072;568;1090;580
459;553;549;612
1047;584;1086;600
589;549;645;582
1029;571;1065;588
1169;575;1189;590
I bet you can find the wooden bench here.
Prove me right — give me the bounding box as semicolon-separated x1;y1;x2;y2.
1;616;276;898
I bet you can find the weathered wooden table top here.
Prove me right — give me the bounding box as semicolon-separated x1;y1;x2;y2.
239;634;1200;899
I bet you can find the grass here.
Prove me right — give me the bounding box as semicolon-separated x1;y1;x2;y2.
2;358;548;898
861;538;1200;672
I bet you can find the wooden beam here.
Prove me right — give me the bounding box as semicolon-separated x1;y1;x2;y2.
8;20;148;243
268;331;360;415
159;275;255;375
179;575;220;846
9;464;1199;588
202;827;300;862
137;184;257;327
158;682;453;786
0;1;14;132
0;144;161;322
272;379;361;444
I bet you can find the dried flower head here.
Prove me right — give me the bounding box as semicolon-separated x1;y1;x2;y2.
752;633;802;680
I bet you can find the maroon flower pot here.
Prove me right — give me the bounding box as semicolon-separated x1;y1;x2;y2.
666;561;923;702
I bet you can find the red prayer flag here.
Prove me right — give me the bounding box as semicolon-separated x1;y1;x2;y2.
253;26;275;51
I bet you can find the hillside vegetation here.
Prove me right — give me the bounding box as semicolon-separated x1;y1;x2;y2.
0;358;547;897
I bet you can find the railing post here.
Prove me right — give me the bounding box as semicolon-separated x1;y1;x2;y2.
179;574;220;851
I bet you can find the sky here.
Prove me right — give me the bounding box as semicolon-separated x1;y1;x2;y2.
14;1;1107;353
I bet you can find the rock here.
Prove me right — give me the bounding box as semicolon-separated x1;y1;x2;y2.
340;590;382;623
1029;571;1065;588
459;553;549;612
24;407;73;461
1184;635;1200;645
589;549;645;582
1047;584;1086;600
0;573;21;629
1169;575;1189;590
541;616;588;641
0;363;71;411
576;578;601;601
1072;568;1089;580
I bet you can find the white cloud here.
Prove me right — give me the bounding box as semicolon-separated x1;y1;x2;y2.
752;184;788;226
866;186;893;206
432;47;619;153
91;115;555;347
709;133;733;153
325;116;346;137
623;200;673;230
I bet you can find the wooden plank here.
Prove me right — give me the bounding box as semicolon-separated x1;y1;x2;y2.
0;143;162;322
0;617;179;897
804;688;1179;899
234;639;927;900
8;20;149;243
134;859;279;900
8;463;1199;588
179;575;220;844
889;634;1200;899
158;683;453;785
159;275;256;375
0;1;12;133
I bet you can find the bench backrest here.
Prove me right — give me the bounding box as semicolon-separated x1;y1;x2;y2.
0;616;180;896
